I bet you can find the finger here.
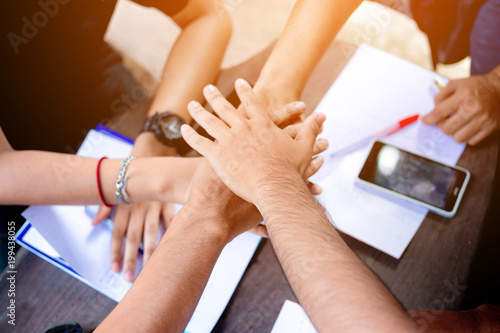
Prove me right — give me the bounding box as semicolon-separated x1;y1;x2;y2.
270;101;306;128
437;107;472;136
248;224;268;238
422;94;459;125
313;138;329;155
468;126;494;146
295;113;326;146
283;123;301;139
452;118;484;143
142;203;162;265
305;155;325;179
161;203;175;230
181;124;216;157
234;78;266;120
122;209;146;282
308;181;323;195
187;101;230;141
434;80;457;104
92;205;113;226
110;206;130;273
203;84;243;127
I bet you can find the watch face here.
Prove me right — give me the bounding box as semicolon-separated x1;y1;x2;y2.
159;114;183;140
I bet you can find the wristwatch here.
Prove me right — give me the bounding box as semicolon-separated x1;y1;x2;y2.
142;111;191;155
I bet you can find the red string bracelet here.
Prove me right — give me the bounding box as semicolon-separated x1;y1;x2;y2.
96;157;113;208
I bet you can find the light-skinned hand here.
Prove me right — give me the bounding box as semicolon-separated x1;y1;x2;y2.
93;201;174;281
181;78;326;204
422;67;500;145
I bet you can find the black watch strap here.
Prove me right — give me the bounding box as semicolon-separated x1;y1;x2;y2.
142;112;191;155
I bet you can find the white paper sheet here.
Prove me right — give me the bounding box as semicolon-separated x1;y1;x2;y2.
271;300;317;333
22;130;262;333
311;45;466;258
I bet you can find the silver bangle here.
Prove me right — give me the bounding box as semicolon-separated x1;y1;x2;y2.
115;156;137;205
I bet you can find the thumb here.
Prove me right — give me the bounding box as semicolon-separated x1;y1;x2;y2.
92;205;113;226
295;113;326;146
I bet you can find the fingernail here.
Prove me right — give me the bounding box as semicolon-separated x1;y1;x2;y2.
180;124;190;133
313;185;323;195
124;270;134;282
295;101;306;111
235;78;246;87
204;84;216;94
188;101;200;110
111;261;120;273
315;113;326;124
319;139;329;149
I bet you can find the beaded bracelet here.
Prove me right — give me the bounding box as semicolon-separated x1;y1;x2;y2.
96;157;112;208
115;156;137;205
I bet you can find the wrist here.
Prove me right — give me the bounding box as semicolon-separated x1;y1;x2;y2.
253;79;301;105
486;66;500;90
173;201;232;244
132;132;177;157
254;171;308;212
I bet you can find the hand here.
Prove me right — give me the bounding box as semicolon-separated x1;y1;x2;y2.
92;132;178;282
185;159;265;240
93;202;174;281
244;87;306;128
237;90;325;193
422;69;500;145
181;79;326;204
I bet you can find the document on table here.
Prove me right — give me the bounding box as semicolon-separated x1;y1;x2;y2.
271;300;317;333
21;129;262;333
311;45;466;258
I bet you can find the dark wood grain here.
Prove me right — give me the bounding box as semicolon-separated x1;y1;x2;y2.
0;41;497;333
0;248;117;333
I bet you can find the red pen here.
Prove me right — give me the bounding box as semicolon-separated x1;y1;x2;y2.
331;114;420;156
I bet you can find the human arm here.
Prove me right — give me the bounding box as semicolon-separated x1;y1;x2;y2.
96;0;233;273
0;127;199;205
181;80;417;332
257;176;415;332
252;0;363;115
132;0;232;156
95;159;263;332
422;64;500;145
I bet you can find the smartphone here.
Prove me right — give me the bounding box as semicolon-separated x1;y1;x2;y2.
357;141;470;218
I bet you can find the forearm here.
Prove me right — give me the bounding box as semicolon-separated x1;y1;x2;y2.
147;7;232;121
95;205;230;332
257;176;415;332
254;0;362;99
0;150;200;205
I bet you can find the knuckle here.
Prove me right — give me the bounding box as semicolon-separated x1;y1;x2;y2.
125;233;141;246
244;95;261;107
209;92;225;103
439;124;452;135
145;249;155;259
144;222;157;235
123;258;137;269
111;226;126;239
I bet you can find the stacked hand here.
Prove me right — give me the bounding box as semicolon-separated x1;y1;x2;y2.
181;78;326;208
91;80;326;281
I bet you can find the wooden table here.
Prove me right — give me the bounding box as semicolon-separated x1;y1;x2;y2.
1;41;498;333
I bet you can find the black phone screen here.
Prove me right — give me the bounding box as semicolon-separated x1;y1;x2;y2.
359;142;467;211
